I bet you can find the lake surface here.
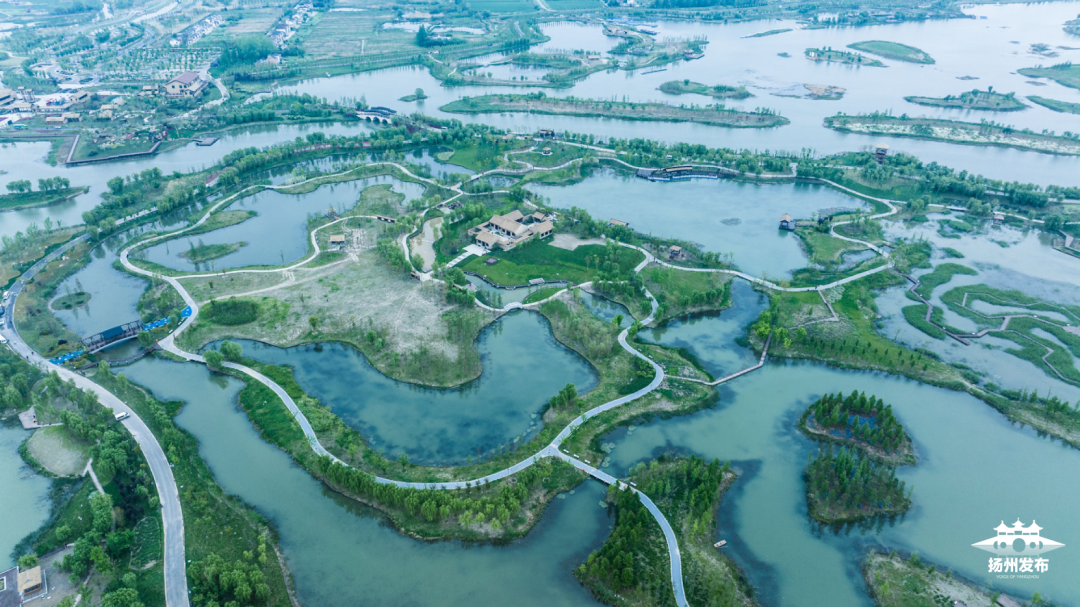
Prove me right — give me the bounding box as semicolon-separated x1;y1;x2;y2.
136;177;426;271
52;235;149;338
529;169;864;277
0;424;51;571
221;310;598;465
279;3;1080;187
607;307;1080;606
120;356;610;607
0;121;373;240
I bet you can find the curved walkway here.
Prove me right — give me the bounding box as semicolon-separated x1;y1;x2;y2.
1;236;190;607
111;155;900;607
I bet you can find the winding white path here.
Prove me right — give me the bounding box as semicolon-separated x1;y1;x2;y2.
110;151;899;607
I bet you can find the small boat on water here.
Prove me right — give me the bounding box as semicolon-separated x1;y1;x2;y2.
714;540;727;548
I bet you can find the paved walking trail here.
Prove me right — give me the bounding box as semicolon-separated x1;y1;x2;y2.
0;148;895;607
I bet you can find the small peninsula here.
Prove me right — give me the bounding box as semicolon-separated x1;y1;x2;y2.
805;47;884;67
0;185;89;211
904;88;1027;111
848;40;935;64
1029;95;1080;114
441;93;789;128
180;242;248;263
659;80;753;99
1018;63;1080;90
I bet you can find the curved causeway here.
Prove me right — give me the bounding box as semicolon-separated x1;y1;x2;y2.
110;152;897;607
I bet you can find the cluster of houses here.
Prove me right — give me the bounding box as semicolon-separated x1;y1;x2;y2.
0;88;93;126
0;563;45;605
472;210;554;251
179;13;223;46
268;2;315;47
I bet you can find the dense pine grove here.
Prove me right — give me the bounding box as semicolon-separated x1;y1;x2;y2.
805;446;911;523
805;391;909;457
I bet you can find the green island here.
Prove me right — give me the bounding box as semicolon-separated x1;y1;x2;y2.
51;290;92;310
863;551;1032;607
440;93;789;128
824;113;1080;155
804;446;912;523
745;28;791;38
799;391;916;466
905;88;1027;111
659;79;753;100
0;184;88;211
848;40;935;64
576;455;755;607
398;88;429;102
1018;62;1080;90
1029;95;1080;114
178;241;248;263
805;47;884;67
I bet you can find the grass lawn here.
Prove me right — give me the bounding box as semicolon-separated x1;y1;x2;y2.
522;286;564;304
26;426;91;476
848;40;934;64
130;515;163;569
795;227;866;264
461;242;644;286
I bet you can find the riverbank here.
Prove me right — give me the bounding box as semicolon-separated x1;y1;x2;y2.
824;114;1080;156
441;94;789;128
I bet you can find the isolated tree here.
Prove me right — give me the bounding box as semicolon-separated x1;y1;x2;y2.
220;341;243;362
204;350;225;370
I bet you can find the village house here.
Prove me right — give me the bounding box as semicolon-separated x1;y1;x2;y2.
472;210;554;251
609;218;629;228
329;234;346;248
165;72;209;98
70;90;90;105
668;245;683;260
0;88;15;107
779;213;796;231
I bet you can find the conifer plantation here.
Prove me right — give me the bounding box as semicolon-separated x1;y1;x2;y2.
801;391;914;465
805;446;912;523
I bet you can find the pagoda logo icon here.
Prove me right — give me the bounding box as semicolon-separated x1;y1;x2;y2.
972;519;1065;557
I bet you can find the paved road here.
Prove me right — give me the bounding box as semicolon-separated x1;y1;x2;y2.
1;237;189;607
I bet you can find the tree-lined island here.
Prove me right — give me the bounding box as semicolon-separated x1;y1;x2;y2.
659;79;753;100
905;88;1027;111
441;93;789;128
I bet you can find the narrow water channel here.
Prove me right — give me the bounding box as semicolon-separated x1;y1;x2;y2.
120;356;610;607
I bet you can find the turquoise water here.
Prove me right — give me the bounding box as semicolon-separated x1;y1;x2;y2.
603;309;1080;606
136;177;426;271
529;170;863;278
120;356;609;607
52;236;148;338
221;310;598;465
0;425;51;571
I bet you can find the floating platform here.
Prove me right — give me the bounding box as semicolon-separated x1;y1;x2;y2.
195;136;219;146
